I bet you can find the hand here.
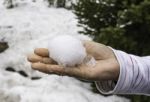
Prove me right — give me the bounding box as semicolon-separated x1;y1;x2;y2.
27;41;120;81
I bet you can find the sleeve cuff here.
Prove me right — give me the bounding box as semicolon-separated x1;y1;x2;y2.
95;47;129;95
96;47;150;95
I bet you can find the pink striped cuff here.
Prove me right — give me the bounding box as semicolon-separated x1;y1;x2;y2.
95;48;150;95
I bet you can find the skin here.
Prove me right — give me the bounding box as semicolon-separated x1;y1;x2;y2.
27;41;120;81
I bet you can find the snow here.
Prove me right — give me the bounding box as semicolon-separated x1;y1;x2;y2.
0;0;130;102
48;35;87;67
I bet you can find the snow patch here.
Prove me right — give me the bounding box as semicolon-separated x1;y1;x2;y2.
0;1;130;102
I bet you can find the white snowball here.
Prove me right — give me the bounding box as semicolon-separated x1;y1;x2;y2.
48;35;87;67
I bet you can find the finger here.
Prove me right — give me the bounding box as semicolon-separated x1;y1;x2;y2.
42;57;57;64
31;63;65;75
31;63;82;77
34;48;49;57
28;54;56;64
27;54;42;62
83;40;112;60
31;63;48;73
83;40;100;59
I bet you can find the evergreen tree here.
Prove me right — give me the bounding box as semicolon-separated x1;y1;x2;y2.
73;0;150;101
73;0;150;56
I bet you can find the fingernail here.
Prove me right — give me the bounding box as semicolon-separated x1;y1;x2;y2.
27;55;32;61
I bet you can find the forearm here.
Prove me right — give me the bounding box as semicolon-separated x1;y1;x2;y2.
95;48;150;95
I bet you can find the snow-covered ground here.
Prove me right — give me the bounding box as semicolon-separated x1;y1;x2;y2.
0;0;130;102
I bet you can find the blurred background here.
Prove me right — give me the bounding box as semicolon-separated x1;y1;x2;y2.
0;0;150;102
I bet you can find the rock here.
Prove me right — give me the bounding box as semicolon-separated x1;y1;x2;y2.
5;67;16;72
31;76;41;80
0;42;9;53
17;70;28;77
5;68;29;78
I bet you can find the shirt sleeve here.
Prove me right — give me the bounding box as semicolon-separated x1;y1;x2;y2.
95;48;150;95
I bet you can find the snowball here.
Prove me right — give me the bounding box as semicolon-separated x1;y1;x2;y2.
48;35;87;67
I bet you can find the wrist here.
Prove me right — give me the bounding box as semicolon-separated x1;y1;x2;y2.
111;58;120;81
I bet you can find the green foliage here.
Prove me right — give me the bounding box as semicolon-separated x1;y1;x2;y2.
73;0;150;101
131;95;150;102
73;0;150;56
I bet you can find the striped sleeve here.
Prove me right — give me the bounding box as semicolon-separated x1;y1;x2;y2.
95;48;150;95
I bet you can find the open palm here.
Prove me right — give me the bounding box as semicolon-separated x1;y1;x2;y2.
27;41;119;81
